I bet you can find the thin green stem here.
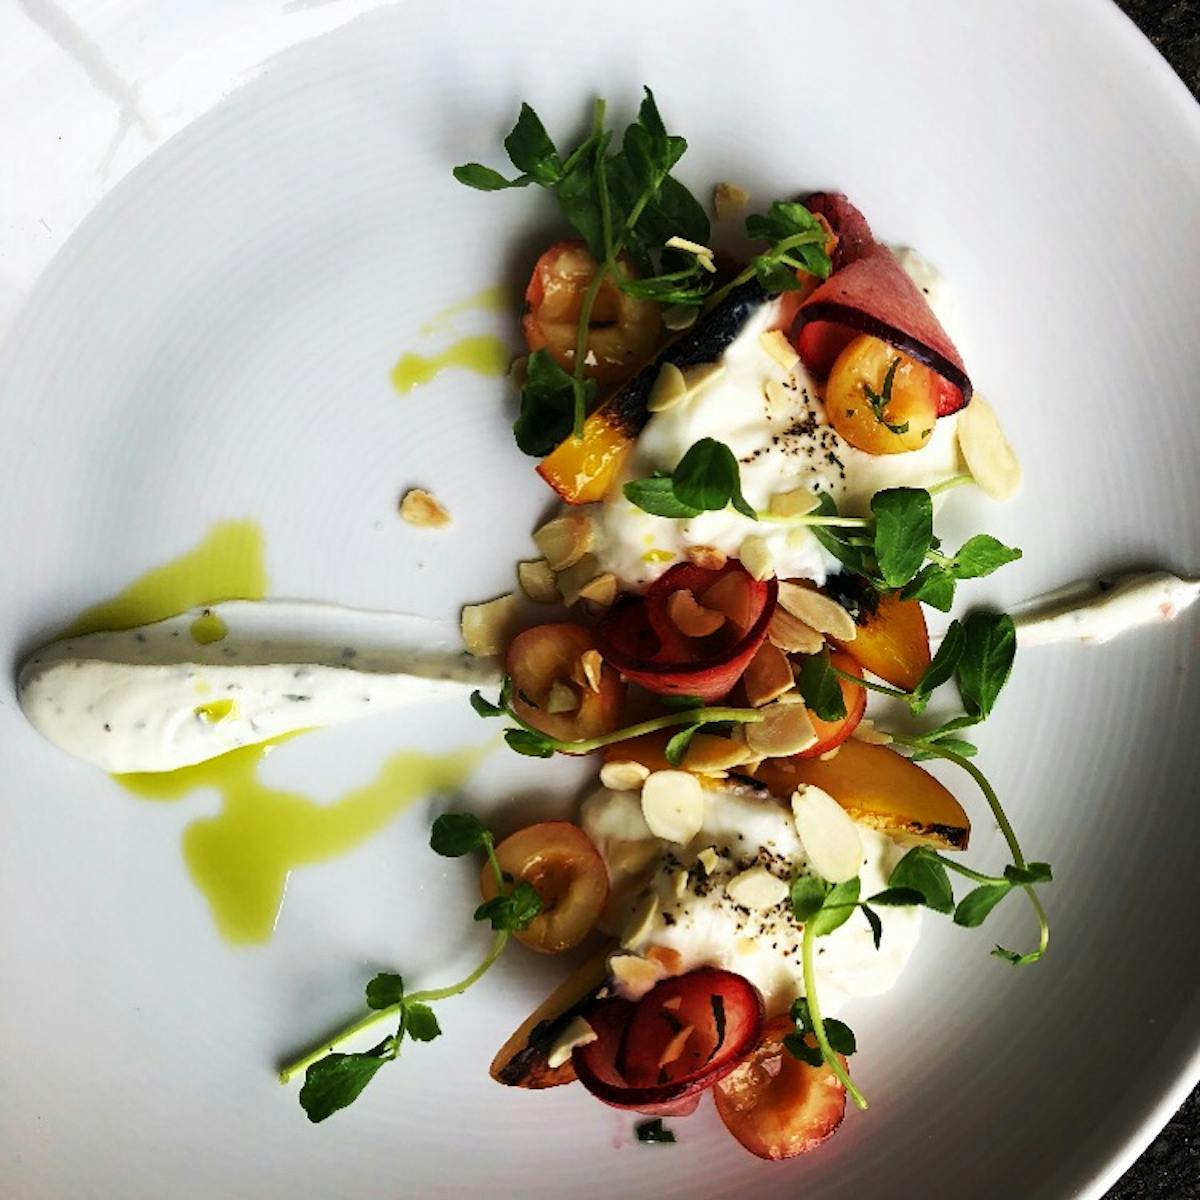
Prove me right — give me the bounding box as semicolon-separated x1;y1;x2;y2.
831;664;909;701
932;854;1007;888
927;473;974;498
706;230;829;309
801;922;868;1110
552;705;763;755
756;512;870;528
278;932;509;1085
483;837;506;893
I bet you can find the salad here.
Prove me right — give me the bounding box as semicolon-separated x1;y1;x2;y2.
278;90;1052;1157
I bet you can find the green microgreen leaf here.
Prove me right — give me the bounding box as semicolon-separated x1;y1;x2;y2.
474;880;544;932
865;887;929;908
364;973;405;1011
945;534;1023;580
623;476;703;519
902;563;957;612
862;904;884;950
871;487;934;588
636;1117;677;1144
957;612;1017;720
953;883;1014;928
402;1003;442;1043
795;645;847;722
909;620;965;714
809;877;861;936
513;350;590;458
504;728;557;758
452;163;527;191
469;690;505;718
789;873;828;923
503;103;563;185
298;1048;390;1123
887;847;955;914
664;723;702;767
672;438;754;517
430;814;490;858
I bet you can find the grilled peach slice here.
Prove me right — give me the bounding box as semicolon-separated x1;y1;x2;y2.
829;585;931;692
755;738;970;850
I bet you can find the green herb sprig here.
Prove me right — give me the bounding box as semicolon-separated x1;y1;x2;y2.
623;437;756;519
280;814;542;1122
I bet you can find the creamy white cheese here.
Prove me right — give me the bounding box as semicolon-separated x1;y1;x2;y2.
1012;572;1200;647
581;783;920;1018
589;254;964;589
18;601;500;773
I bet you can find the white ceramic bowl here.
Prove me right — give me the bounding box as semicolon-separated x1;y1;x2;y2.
1;2;1197;1197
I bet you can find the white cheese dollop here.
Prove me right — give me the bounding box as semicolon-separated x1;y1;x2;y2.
581;783;920;1018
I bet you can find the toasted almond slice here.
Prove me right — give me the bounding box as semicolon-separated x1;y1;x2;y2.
609;952;663;999
399;488;452;528
759;329;800;373
648;361;688;413
739;535;775;581
657;1024;696;1067
701;570;756;627
665;236;717;272
767;608;826;654
791;784;863;884
725;865;789;911
777;582;856;641
663;304;699;331
683;734;753;774
641;770;705;845
545;681;580;714
744;702;818;757
743;641;795;707
460;593;519;657
681;361;726;395
769;487;821;518
577;572;618;608
818;747;840;762
556;553;601;605
599;759;651;792
545;1016;598;1068
957;393;1022;501
713;181;750;219
851;718;893;746
533;512;594;571
572;648;604;694
697;846;720;874
517;558;561;604
666;589;726;638
672;869;689;900
620;893;662;951
685;544;727;571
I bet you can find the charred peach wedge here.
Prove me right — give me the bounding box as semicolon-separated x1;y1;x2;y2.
829;585;931;692
756;738;970;850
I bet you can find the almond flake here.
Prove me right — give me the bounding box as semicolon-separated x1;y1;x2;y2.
666;588;726;637
739;535;775;581
681;361;726;395
685;544;727;571
545;681;579;714
399;488;452;528
851;719;893;746
743;641;795;707
777;582;856;641
769;488;821;518
556;553;602;605
701;570;756;627
609;953;663;999
663;304;699;331
725;866;789;911
657;1024;696;1068
460;593;519;657
599;759;651;792
572;649;604;694
545;1016;598;1068
759;329;800;372
818;747;841;761
713;181;750;220
620;893;662;951
767;608;825;654
744;701;818;757
641;770;704;845
697;846;720;874
576;572;618;607
648;362;689;413
664;235;717;272
517;558;561;604
533;512;594;571
956;393;1022;501
672;869;689;900
791;784;862;884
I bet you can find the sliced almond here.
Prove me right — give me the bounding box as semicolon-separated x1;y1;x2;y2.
460;593;519;657
545;681;580;714
533;512;594;571
713;181;750;220
818;747;840;762
609;952;663;999
701;570;756;628
648;361;689;413
517;558;561;604
665;235;717;273
572;648;604;694
577;572;618;608
599;759;651;792
545;1016;598;1068
767;608;825;655
556;553;602;606
739;535;775;581
663;304;699;331
791;784;863;884
777;582;857;641
759;329;800;373
657;1024;696;1068
957;393;1022;501
666;589;726;638
744;701;818;757
725;865;789;911
683;734;753;774
399;488;452;528
851;718;893;746
697;846;720;874
620;893;662;951
769;487;821;518
672;868;689;900
685;544;727;571
681;361;726;395
743;642;795;707
641;770;705;845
